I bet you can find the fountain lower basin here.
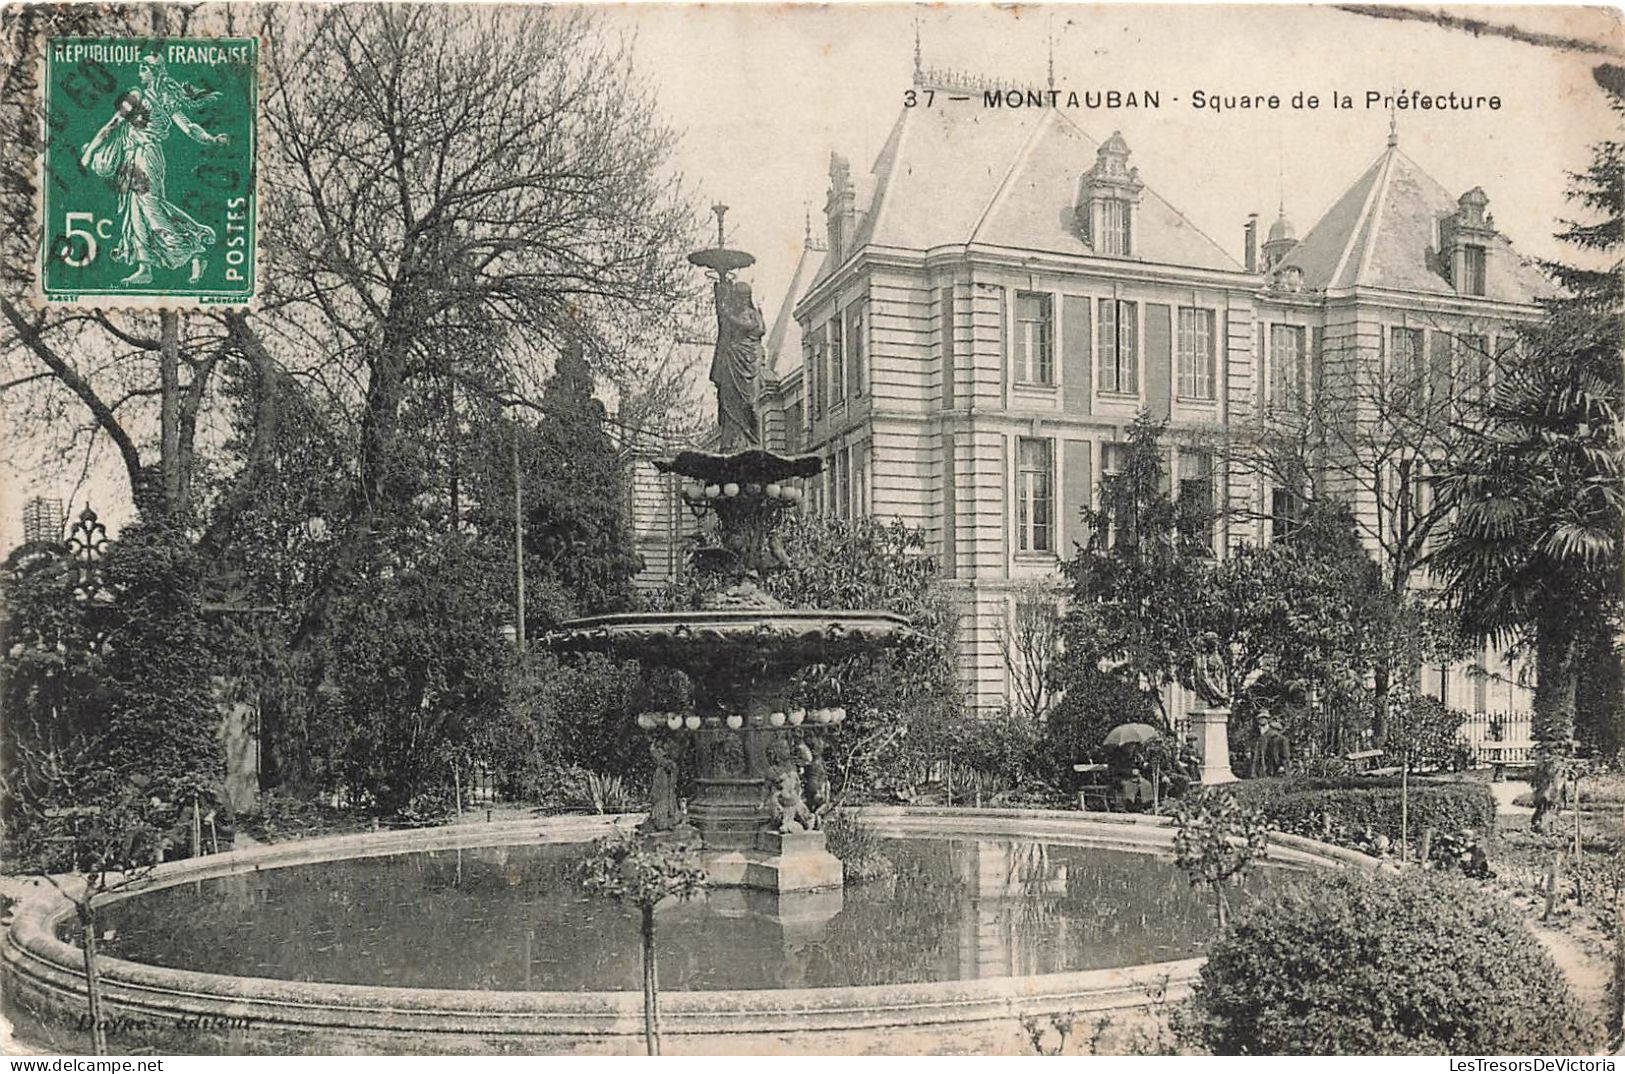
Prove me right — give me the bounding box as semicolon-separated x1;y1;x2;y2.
2;809;1376;1055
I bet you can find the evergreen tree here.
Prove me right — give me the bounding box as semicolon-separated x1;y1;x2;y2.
527;342;643;623
98;514;223;816
1058;413;1216;728
1434;63;1625;825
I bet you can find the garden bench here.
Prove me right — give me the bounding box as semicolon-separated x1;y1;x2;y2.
1345;748;1387;774
1072;763;1115;812
1345;748;1403;777
1473;740;1536;781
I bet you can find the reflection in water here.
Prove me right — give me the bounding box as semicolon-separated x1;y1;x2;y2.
83;838;1281;992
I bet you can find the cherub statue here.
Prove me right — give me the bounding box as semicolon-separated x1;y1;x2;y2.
799;738;831;829
763;741;814;833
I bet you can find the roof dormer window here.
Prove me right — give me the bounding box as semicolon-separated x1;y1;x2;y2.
1099;198;1131;256
1076;131;1143;258
1441;187;1496;297
1463;244;1486;296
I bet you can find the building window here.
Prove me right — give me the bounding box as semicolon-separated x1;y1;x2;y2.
1014;291;1054;385
828;318;845;404
1178;450;1214;550
852;448;869;517
1017;438;1053;553
1099;198;1131;255
1390;327;1423;391
1177;307;1216;400
1100;442;1132;547
1458;334;1489;381
1463;245;1487;296
846;303;866;397
1269;486;1300;540
1268;324;1304;407
810;341;824;418
1097;298;1139;394
1102;442;1128;478
1429;332;1456;403
833;450;849;518
1178;451;1213;509
787;402;803;454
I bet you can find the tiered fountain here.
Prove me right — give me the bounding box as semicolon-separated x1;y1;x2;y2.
547;207;919;894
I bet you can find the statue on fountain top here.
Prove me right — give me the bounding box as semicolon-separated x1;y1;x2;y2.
690;202;765;453
711;275;765;452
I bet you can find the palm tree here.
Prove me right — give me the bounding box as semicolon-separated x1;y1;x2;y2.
1433;65;1624;831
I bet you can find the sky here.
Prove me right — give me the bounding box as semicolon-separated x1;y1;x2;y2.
600;2;1621;329
3;2;1620;551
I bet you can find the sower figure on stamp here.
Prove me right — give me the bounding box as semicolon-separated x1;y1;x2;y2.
80;55;228;286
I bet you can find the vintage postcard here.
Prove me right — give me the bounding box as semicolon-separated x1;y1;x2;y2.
1;1;1621;1062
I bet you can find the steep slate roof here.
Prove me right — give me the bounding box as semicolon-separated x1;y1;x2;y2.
765;237;824;373
822;103;1241;276
975;111;1240;270
1277;142;1551;302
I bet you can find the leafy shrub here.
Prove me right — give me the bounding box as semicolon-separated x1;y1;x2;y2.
584;771;639;814
1191;868;1596;1054
1039;667;1158;787
1227;776;1495;848
945;707;1043;788
538;765;643;814
98;518;222;805
396;787;456;827
823;808;895;884
1388;695;1470;771
1171;790;1271;928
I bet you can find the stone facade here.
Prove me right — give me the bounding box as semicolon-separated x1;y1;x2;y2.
643;81;1544;719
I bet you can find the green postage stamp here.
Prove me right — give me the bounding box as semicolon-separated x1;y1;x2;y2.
39;37;258;308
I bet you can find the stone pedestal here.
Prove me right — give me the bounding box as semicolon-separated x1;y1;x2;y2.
1189;707;1238;785
687;776;768;849
700;828;843;893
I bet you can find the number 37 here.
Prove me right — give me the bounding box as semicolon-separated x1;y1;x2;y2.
61;212;111;267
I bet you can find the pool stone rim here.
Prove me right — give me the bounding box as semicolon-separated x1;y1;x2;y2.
3;808;1377;1052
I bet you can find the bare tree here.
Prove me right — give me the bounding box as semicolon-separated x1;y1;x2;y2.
998;578;1064;724
1215;318;1519;734
1;5;285;530
3;4;702;580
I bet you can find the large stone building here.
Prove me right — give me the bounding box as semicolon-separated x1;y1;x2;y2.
638;70;1545;726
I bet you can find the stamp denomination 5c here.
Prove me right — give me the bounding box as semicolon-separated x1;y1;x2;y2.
39;37;258;308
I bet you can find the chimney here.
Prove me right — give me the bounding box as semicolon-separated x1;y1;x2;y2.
1244;214;1259;273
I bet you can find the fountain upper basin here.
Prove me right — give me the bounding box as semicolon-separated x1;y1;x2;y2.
546;608;923;669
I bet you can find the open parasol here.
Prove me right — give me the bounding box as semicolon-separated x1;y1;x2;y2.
1102;722;1161;748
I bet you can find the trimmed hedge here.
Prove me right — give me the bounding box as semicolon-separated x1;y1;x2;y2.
1191;868;1596;1054
1226;776;1496;847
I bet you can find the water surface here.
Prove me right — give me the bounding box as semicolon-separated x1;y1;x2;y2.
86;837;1279;991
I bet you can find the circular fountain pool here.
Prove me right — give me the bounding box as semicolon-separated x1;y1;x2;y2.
77;837;1268;991
3;809;1373;1054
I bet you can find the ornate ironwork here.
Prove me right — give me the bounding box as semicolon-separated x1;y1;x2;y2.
64;507;109;603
